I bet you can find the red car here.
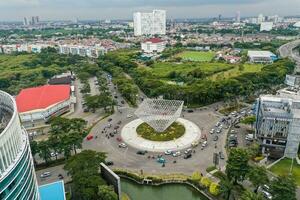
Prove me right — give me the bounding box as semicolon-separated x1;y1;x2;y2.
87;135;94;140
116;137;122;142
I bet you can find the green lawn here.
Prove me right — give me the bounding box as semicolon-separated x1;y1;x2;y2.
136;122;185;141
149;62;234;78
269;158;300;185
176;51;215;62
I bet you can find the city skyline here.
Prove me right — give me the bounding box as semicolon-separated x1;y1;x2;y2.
0;0;299;21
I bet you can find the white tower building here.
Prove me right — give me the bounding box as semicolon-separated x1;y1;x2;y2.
133;10;166;36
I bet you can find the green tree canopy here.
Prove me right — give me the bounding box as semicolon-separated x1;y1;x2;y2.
270;175;297;200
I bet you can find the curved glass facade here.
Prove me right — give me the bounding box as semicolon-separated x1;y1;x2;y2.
0;91;39;200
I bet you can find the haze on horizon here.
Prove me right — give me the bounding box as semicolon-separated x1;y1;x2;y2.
0;0;299;21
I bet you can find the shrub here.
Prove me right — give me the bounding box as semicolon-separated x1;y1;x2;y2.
209;182;220;196
191;171;202;181
200;177;211;188
212;171;227;181
206;166;217;173
253;156;264;162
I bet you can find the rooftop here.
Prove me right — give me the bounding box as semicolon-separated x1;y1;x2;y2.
248;50;276;57
144;38;164;44
16;85;70;113
39;181;66;200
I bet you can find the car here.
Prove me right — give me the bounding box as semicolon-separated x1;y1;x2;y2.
201;141;207;147
116;137;122;142
114;96;118;99
127;114;133;118
172;151;181;157
87;135;93;140
114;126;120;129
245;134;254;141
213;135;219;141
118;143;127;148
228;141;237;147
234;124;240;128
209;129;215;134
164;150;173;155
191;141;199;147
105;161;114;166
121;100;125;104
230;130;236;134
219;151;225;159
137;150;147;155
58;174;64;179
50;152;58;157
187;109;194;113
40;172;51;178
258;185;272;200
184;153;192;159
117;121;122;125
108;118;112;122
216;129;222;134
83;107;89;112
184;148;192;154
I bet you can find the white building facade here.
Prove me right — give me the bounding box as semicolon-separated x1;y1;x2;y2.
133;10;166;36
141;38;166;54
248;50;277;63
0;91;40;200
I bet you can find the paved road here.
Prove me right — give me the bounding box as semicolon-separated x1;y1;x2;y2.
278;39;300;73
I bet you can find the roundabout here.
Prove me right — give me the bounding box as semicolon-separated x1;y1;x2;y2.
121;118;201;152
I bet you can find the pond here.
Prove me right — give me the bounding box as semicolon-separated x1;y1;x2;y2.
121;178;209;200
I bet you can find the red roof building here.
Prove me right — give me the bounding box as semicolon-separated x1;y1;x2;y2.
144;38;164;43
16;85;71;113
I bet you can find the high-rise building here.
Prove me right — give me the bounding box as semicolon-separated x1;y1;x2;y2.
0;90;40;199
23;17;28;26
257;14;265;24
35;16;39;24
235;11;241;23
133;10;166;36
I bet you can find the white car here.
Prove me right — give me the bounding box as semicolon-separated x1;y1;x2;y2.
50;152;58;157
172;151;181;157
209;129;215;134
164;150;173;155
184;148;192;154
201;141;207;147
40;172;51;178
127;114;133;118
118;143;127;148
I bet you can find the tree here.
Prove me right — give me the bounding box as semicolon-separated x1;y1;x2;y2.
248;166;269;192
64;150;107;200
98;185;118;200
219;178;234;200
225;148;250;184
29;140;39;164
241;190;264;200
38;140;51;164
270;175;297;200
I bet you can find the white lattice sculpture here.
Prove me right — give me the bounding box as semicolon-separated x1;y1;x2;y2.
134;99;184;132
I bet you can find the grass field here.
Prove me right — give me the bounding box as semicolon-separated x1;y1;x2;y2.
145;61;262;81
176;51;215;62
269;158;300;185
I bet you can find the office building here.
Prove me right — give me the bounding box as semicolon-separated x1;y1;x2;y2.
133;10;166;36
256;92;300;158
16;85;72;129
23;17;28;26
285;75;300;87
247;50;277;63
0;90;40;199
260;22;273;32
257;14;265;24
235;11;241;23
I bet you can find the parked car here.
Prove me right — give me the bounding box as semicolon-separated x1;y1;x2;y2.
219;151;225;159
209;129;215;134
87;135;93;140
172;151;181;157
213;135;219;141
58;174;64;179
116;137;122;142
184;153;192;159
136;150;147;155
108;118;112;122
187;110;194;113
127;114;133;118
258;185;272;200
164;150;173;155
201;141;208;147
50;152;58;157
191;141;199;147
118;143;127;148
184;148;192;154
40;172;51;178
121;100;125;104
105;161;114;166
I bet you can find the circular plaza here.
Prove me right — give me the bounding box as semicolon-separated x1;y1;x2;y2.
121;118;201;152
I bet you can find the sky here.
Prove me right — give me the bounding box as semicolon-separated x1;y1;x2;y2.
0;0;299;21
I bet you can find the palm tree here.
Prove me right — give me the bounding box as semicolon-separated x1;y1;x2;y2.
240;190;264;200
220;178;234;200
